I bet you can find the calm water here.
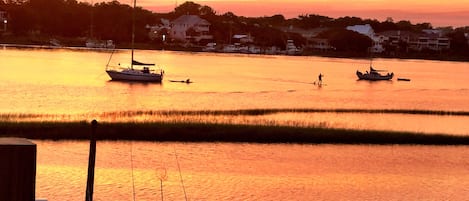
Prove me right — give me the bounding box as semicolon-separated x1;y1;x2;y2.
1;47;469;134
35;140;469;201
3;47;469;200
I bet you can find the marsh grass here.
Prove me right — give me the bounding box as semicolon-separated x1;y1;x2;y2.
2;108;469;122
1;121;469;145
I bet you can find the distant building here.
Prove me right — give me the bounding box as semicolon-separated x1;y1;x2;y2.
415;34;450;51
147;18;171;41
169;15;213;43
309;38;334;51
279;26;332;51
347;24;385;53
379;30;450;52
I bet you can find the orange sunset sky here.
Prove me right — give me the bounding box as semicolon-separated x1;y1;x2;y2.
95;0;469;27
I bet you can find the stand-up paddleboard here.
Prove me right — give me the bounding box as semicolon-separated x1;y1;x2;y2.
312;81;326;86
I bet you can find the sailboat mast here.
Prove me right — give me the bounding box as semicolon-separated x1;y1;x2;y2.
131;0;136;70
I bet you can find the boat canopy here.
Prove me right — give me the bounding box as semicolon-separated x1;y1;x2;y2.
132;60;155;66
370;66;386;72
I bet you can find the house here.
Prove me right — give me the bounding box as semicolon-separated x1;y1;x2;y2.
379;30;450;52
147;19;171;41
379;30;419;52
413;34;449;51
346;24;385;53
309;38;334;51
305;28;334;51
278;26;332;51
170;15;213;43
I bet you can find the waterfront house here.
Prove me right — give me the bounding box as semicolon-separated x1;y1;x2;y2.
379;30;450;52
309;38;334;51
170;15;213;44
415;34;450;51
147;18;171;41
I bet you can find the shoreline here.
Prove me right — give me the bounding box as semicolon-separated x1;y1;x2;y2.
2;42;469;63
1;121;469;145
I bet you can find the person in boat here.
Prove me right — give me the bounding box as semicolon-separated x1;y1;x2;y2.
186;79;191;83
318;73;323;85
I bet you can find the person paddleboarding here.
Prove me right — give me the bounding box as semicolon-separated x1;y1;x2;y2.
317;73;323;85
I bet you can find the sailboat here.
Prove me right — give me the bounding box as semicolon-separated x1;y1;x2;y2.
105;0;164;82
356;51;393;81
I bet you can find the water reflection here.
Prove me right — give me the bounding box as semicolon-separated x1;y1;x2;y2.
35;140;469;201
2;48;469;134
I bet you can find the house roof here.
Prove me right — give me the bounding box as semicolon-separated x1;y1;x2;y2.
172;15;210;26
346;24;374;37
233;34;249;39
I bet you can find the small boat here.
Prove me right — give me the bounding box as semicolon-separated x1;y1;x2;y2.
356;67;393;81
169;79;192;83
397;78;411;81
105;0;164;83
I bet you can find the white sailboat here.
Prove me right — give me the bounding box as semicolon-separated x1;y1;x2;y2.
105;0;164;82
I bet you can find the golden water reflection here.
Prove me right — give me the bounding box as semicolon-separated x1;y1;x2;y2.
35;140;469;201
2;48;469;135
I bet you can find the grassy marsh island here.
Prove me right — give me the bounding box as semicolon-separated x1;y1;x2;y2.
1;120;469;145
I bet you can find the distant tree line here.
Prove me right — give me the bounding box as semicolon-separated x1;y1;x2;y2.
1;0;157;43
1;0;468;56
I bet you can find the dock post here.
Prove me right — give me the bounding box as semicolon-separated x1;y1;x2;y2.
0;138;37;201
85;120;98;201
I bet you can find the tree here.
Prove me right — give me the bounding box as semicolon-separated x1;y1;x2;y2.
293;14;331;29
199;5;215;16
329;16;364;27
174;1;201;16
320;28;372;52
262;14;286;26
447;31;469;54
396;20;413;31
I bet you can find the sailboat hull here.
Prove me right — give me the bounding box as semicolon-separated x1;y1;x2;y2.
356;70;393;81
106;69;163;82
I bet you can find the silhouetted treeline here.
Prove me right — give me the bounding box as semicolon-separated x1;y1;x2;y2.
1;0;468;56
1;0;156;42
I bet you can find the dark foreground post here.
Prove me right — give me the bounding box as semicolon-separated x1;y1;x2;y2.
0;138;37;201
85;120;98;201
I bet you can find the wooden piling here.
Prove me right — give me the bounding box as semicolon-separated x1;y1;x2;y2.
0;138;37;201
85;120;98;201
